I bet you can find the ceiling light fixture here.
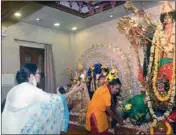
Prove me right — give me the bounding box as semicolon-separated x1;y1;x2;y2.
15;12;21;17
54;23;60;26
110;15;113;18
72;27;77;31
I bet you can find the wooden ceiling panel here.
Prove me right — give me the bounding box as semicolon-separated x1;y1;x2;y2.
36;1;126;18
1;1;43;27
1;1;29;22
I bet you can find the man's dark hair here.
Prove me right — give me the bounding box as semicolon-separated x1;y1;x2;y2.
108;78;122;86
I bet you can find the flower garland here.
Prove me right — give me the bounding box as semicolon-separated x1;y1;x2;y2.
148;22;175;102
152;34;175;101
145;21;176;127
145;87;175;127
147;22;175;77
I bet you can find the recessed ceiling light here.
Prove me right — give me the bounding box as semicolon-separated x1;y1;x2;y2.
72;27;77;31
110;15;113;18
15;12;21;17
54;23;60;26
36;18;40;21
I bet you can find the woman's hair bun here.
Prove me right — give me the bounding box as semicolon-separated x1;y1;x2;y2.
16;69;28;84
16;63;37;84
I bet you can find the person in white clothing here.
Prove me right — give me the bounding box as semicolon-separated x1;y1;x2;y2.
2;63;83;134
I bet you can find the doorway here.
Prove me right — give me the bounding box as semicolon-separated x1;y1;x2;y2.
20;46;45;90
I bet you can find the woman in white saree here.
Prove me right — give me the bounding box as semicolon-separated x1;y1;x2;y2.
2;63;83;134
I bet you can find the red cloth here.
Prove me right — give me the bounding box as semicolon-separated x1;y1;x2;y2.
158;63;173;81
138;68;145;86
90;113;109;135
168;109;176;121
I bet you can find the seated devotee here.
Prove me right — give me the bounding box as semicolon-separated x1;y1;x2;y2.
85;78;124;135
2;63;83;134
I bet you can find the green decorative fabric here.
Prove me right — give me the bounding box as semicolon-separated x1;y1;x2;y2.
123;93;151;123
158;58;173;69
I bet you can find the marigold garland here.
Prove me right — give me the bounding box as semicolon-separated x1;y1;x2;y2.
151;22;175;102
145;22;175;127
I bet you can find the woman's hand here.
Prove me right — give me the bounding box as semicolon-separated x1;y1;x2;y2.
64;82;84;98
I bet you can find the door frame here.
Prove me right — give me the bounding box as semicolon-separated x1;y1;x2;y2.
17;40;46;89
18;41;45;64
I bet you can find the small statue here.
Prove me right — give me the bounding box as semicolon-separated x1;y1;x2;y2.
67;60;90;124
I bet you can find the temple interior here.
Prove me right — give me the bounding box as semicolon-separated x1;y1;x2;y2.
1;1;176;135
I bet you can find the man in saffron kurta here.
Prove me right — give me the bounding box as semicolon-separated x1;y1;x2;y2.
85;78;124;135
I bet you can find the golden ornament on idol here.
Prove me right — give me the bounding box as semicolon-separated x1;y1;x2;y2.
150;121;172;135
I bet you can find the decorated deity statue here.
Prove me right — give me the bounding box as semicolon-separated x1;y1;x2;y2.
87;64;119;93
66;61;90;117
148;1;175;81
145;2;176;130
117;1;176;133
98;65;109;87
124;1;152;26
147;1;175;101
118;1;157;86
87;63;103;94
66;68;74;85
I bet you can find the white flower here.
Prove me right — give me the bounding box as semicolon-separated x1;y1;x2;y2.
152;114;157;119
170;97;174;102
164;111;170;117
150;109;154;115
80;74;86;79
118;101;123;104
150;119;157;127
147;102;152;107
145;96;150;101
157;116;164;121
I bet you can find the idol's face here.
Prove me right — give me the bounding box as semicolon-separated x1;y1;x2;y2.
157;82;165;92
164;14;173;24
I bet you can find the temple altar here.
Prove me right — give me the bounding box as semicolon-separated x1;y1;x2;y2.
63;1;176;135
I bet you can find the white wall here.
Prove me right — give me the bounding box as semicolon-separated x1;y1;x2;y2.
2;22;73;101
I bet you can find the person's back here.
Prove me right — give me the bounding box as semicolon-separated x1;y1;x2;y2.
2;63;83;134
88;85;110;112
2;63;65;134
86;85;111;133
2;82;65;134
4;83;38;110
85;78;124;135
